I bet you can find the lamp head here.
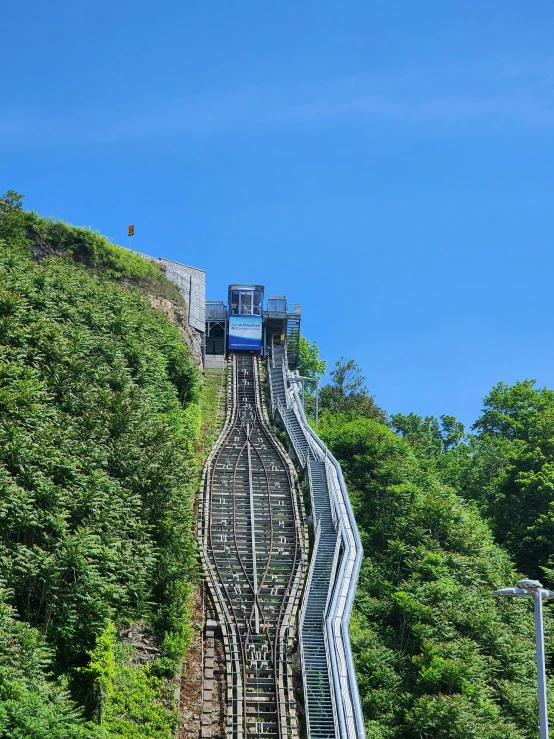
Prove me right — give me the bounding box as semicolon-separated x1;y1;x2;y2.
494;587;528;597
517;579;543;591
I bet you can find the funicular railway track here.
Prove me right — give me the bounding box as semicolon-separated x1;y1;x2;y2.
201;353;306;739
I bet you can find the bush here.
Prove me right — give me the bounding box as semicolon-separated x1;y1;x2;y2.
0;191;185;306
319;414;549;738
0;236;199;718
0;586;102;738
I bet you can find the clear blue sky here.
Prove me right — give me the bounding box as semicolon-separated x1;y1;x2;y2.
3;1;554;427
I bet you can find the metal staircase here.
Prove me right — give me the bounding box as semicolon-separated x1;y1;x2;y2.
285;317;301;370
269;345;310;466
301;459;339;739
268;345;287;405
269;343;337;738
268;343;365;739
281;407;310;467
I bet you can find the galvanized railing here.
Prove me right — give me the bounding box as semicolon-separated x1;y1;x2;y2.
269;345;366;739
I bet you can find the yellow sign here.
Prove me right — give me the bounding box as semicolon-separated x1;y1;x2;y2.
128;225;135;237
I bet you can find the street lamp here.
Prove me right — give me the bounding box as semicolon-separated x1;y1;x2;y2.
494;579;554;739
315;377;319;426
289;374;313;412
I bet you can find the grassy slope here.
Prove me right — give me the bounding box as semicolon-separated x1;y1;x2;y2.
199;369;228;451
1;191;185;306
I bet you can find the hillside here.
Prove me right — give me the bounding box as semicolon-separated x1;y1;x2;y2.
0;193;202;737
2;193;554;739
299;348;554;739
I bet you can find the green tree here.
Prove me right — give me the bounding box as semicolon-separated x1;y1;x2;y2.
0;190;27;248
473;379;554;441
0;587;103;738
461;381;554;579
319;357;385;421
0;189;24;213
296;336;327;420
318;413;549;738
390;413;470;488
80;623;116;724
391;414;466;456
297;336;327;384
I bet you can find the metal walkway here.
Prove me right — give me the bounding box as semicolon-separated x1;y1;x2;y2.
269;344;366;739
200;354;306;739
301;459;339;739
269;346;337;738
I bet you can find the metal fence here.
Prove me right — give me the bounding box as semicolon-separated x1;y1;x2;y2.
269;345;366;739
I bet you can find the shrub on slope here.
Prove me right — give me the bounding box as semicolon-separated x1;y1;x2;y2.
0;585;102;738
391;382;554;587
319;414;549;739
0;190;184;305
0;237;199;711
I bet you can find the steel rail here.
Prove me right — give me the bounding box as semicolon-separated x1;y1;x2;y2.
251;359;303;739
202;353;304;739
227;395;281;730
207;357;247;735
245;355;301;739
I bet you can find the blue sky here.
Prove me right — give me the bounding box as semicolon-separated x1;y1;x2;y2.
3;1;554;427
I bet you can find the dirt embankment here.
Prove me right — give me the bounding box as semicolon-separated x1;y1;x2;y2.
147;294;203;368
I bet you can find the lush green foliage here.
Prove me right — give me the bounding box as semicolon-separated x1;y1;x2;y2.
468;380;554;580
319;356;386;422
79;623;117;723
0;237;200;665
393;381;554;583
318;412;549;738
0;586;102;738
0;198;202;734
0;190;184;305
100;643;177;738
307;345;554;738
199;369;227;450
298;336;327;384
296;336;327;419
390;413;466;459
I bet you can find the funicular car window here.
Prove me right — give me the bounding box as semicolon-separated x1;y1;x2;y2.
240;292;253;314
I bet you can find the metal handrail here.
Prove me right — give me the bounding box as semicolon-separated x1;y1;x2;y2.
289;400;323;462
323;524;344;739
299;516;321;632
279;362;365;739
281;351;288;407
269;362;276;418
325;456;365;739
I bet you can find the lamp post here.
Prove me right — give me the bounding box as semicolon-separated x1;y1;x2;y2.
315;377;319;427
494;579;554;739
289;374;312;411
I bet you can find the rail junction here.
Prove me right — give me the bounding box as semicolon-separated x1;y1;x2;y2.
201;354;306;739
200;285;364;739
